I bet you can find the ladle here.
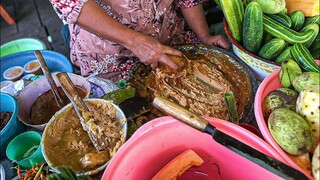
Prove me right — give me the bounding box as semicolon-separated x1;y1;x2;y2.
56;72;109;151
34;50;65;107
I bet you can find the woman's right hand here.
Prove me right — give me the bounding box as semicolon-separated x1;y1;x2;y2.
128;33;183;71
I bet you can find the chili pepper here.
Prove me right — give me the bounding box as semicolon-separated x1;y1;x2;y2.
23;168;34;180
34;164;44;180
32;166;37;173
17;165;22;180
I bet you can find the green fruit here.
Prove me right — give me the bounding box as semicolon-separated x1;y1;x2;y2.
268;108;314;155
243;1;264;53
275;46;292;63
291;43;320;73
292;72;320;93
312;144;320;180
263;15;315;44
252;0;286;14
258;38;287;60
279;59;302;88
296;85;320;152
262;87;298;119
220;0;244;42
289;10;305;31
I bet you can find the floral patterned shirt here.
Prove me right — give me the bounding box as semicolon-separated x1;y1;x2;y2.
49;0;202;82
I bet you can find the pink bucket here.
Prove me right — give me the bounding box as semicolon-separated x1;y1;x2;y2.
102;116;287;179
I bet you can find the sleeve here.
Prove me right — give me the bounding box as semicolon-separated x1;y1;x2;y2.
177;0;202;9
49;0;89;24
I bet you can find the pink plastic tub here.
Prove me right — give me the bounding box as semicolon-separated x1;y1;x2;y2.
102;116;287;180
254;60;320;180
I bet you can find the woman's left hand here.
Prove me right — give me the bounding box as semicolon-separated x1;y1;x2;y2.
200;34;231;50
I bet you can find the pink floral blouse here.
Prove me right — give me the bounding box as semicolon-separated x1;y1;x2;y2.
49;0;202;82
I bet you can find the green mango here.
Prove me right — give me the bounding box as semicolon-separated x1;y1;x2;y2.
292;72;320;93
268;108;314;155
262;88;298;119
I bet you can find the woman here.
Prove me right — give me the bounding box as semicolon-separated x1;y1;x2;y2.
50;0;230;82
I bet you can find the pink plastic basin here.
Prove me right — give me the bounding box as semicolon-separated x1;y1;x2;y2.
102;116;287;180
254;60;320;180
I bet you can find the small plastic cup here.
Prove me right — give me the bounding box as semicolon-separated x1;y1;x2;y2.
23;60;42;75
3;66;23;81
6;131;45;169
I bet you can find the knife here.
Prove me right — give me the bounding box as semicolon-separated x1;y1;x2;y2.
152;96;308;180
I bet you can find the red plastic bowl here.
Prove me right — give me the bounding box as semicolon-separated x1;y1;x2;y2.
254;60;320;180
102;116;287;180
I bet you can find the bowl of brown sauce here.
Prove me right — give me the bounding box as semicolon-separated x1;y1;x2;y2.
17;73;91;131
42;99;127;175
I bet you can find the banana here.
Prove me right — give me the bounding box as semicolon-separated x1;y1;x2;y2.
279;59;302;88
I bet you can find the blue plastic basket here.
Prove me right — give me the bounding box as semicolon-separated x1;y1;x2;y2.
0;50;74;81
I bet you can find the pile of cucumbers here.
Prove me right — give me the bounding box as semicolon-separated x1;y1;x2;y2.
218;0;320;73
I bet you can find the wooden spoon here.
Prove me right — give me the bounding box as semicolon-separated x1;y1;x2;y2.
34;50;65;107
56;72;109;151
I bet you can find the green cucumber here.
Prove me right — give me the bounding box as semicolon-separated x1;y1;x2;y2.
214;0;221;7
309;35;320;59
300;23;319;48
267;13;292;27
275;46;292;63
289;11;305;31
263;15;315;44
262;30;274;45
243;2;264;53
258;38;287;60
220;0;244;42
305;15;320;26
291;43;320;72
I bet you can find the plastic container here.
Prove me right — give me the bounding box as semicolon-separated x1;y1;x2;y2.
0;50;74;82
224;20;281;81
23;60;42;75
0;93;26;159
17;73;91;131
0;80;13;89
0;38;46;57
102;116;288;180
254;60;320;180
6;131;45;169
3;66;23;81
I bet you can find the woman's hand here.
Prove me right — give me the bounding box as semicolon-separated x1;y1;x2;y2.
200;34;231;50
129;33;183;70
180;4;230;50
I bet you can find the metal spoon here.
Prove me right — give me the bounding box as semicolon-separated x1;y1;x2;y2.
34;50;65;107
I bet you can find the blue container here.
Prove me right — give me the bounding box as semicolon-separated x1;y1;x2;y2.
0;50;74;81
0;93;26;159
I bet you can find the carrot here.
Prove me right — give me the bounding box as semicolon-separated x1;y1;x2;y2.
152;149;204;180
